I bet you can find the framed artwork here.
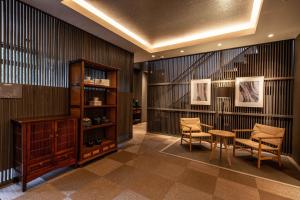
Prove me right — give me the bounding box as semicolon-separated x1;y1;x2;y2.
191;79;211;105
235;76;264;107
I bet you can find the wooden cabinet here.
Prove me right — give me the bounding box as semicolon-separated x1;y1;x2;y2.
12;116;77;191
69;59;118;165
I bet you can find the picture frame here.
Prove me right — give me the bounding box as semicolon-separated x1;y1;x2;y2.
190;79;211;105
235;76;264;107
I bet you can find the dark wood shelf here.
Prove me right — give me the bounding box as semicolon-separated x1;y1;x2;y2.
84;105;116;109
84;83;116;89
70;59;118;165
83;122;115;131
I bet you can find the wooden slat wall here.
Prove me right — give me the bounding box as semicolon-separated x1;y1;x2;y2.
147;40;294;155
0;0;133;185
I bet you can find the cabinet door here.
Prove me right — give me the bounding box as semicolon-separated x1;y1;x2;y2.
28;121;54;163
55;119;76;155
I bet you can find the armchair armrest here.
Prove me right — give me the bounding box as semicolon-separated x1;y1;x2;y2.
232;129;253;132
200;123;214;129
255;136;283;140
232;129;253;139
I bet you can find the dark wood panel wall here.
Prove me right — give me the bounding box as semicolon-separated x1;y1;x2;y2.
0;0;133;184
147;40;294;155
293;35;300;164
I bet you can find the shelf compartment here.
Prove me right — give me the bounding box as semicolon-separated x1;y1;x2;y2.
83;122;115;131
84;105;116;109
84;83;116;89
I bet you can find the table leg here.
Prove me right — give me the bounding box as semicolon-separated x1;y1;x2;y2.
224;138;231;166
219;137;222;160
210;139;218;161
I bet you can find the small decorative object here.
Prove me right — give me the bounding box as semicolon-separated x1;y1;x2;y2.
133;99;140;108
100;79;110;87
101;116;110;123
94;78;101;85
235;76;264;107
82;118;92;127
190;79;211;105
89;97;102;106
94;135;102;145
85;136;94;147
84;76;94;84
92;117;102;125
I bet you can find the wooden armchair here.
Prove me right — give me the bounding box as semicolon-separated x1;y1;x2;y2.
180;118;213;152
233;123;285;168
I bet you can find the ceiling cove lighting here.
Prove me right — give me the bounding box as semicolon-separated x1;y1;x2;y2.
62;0;263;53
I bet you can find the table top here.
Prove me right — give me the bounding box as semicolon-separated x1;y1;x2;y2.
208;130;235;137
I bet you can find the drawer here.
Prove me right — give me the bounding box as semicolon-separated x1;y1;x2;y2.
28;159;53;175
55;151;75;163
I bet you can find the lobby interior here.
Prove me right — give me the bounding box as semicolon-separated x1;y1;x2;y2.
1;0;300;199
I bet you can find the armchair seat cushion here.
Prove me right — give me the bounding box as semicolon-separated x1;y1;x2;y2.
235;138;277;151
182;131;211;137
182;125;201;132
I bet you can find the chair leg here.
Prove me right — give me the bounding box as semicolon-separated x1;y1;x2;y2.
180;134;183;145
233;140;236;157
210;137;213;150
257;148;262;169
278;150;282;167
189;135;192;152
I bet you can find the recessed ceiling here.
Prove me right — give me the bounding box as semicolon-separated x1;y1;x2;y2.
61;0;263;52
21;0;300;62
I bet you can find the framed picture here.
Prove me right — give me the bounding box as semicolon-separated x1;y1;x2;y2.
191;79;211;105
235;76;264;107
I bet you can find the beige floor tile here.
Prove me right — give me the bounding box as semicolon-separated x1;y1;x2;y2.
105;165;173;200
187;161;220;177
259;190;292;200
50;168;100;192
256;178;300;200
71;177;123;200
108;150;138;163
164;182;213;200
113;190;150;200
84;158;123;176
124;144;141;154
218;168;257;188
214;178;259;200
15;184;65;200
177;168;217;195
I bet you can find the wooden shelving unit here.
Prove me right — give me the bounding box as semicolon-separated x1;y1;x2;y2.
69;59;118;165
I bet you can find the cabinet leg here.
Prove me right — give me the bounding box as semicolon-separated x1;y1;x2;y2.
22;181;27;192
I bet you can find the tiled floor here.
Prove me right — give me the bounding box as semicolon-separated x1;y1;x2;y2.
1;123;300;200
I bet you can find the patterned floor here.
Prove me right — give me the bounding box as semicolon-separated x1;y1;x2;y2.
1;123;300;200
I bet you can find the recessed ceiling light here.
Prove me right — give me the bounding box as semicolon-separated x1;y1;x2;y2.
180;50;184;53
218;43;222;46
151;55;156;58
160;56;164;58
268;33;274;38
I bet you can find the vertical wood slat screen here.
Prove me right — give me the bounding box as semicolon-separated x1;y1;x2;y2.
0;0;133;185
147;40;294;155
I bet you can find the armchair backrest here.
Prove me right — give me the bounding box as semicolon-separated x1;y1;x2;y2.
180;118;202;132
251;123;285;147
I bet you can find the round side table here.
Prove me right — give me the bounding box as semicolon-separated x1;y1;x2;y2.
208;130;235;166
